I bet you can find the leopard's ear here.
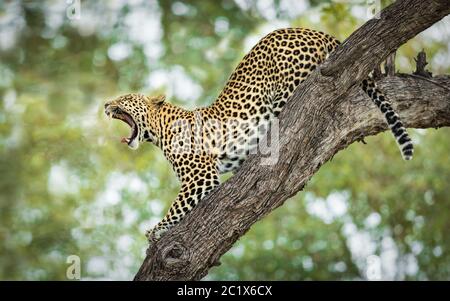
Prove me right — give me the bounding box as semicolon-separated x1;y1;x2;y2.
148;94;166;107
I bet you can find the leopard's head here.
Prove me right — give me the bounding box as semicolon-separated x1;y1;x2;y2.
104;93;165;149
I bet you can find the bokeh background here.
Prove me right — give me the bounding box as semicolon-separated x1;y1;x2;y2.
0;0;449;280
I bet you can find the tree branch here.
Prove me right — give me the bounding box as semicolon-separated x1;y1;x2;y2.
134;0;450;280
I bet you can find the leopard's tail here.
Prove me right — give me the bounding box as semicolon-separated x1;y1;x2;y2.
360;77;413;160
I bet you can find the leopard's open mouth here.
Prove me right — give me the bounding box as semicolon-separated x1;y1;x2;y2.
106;107;138;147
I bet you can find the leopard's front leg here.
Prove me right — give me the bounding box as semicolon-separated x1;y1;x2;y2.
145;189;195;242
145;193;185;242
146;160;220;242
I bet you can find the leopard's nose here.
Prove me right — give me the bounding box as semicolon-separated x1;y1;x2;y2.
104;102;113;116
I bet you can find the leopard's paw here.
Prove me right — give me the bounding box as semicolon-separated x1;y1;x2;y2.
145;227;167;243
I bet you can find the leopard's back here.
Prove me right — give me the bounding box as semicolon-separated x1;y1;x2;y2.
204;28;340;173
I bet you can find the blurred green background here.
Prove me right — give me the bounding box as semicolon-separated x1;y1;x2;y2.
0;0;449;280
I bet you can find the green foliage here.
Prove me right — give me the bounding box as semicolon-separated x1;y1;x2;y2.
0;0;449;280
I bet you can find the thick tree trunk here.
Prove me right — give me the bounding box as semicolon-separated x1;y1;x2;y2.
134;0;450;281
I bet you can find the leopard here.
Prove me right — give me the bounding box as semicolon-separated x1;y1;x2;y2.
104;28;413;242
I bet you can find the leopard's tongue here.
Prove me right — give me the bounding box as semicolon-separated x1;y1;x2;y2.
121;137;130;144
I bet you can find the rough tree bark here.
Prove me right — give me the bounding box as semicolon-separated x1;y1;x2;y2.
135;0;450;280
